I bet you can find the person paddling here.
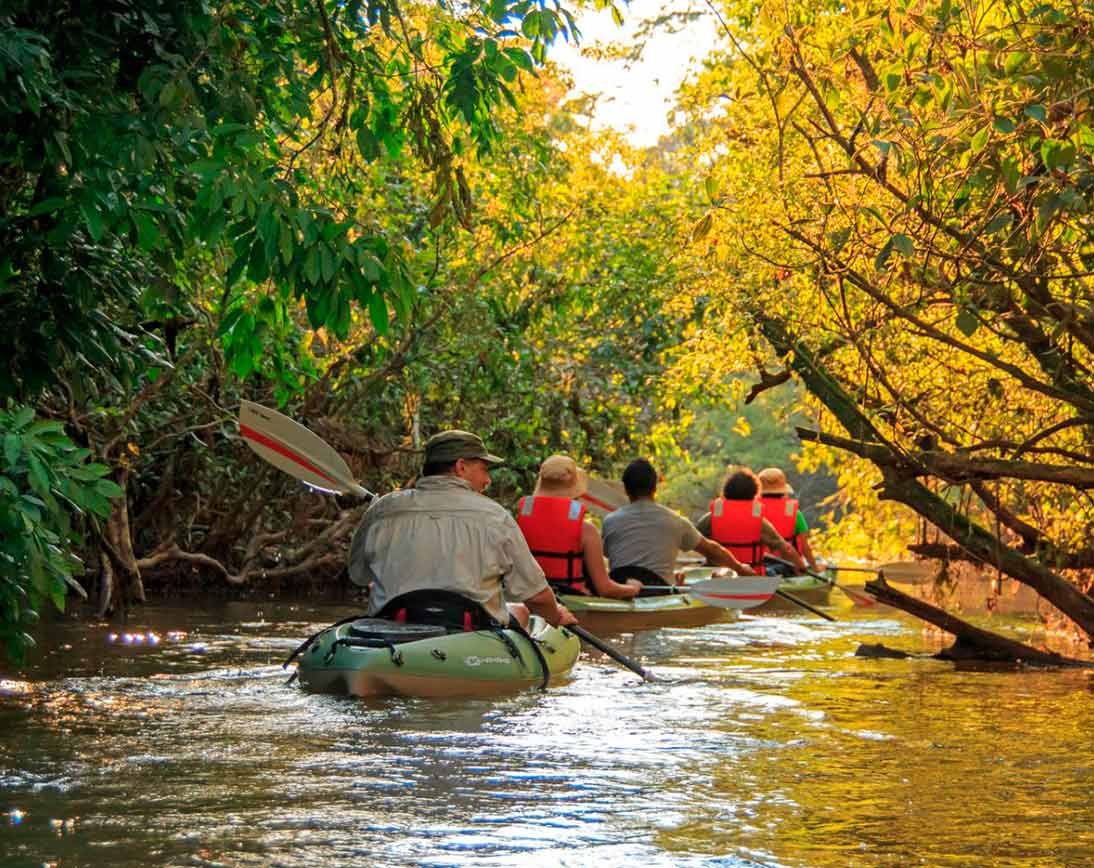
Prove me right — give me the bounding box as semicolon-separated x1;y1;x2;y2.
516;455;642;600
695;467;806;575
348;430;577;631
602;458;756;589
757;467;822;573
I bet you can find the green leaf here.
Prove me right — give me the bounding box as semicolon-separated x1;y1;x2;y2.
94;479;124;499
522;10;542;38
3;433;21;468
304;248;320;285
891;233;914;257
79;202;106;242
320;245;336;283
1003;52;1030;75
26;454;50;495
50;584;66;614
356;127;380;162
1024;104;1046;123
28;197;68;217
1040;139;1075;171
955;308;979;337
969;126;990;153
1037;194;1063;230
369;293;390;335
874;237;894;270
992;117;1015;134
132;212;161;252
828;227;851;254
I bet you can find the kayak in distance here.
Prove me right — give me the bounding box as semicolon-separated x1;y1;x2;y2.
558;589;738;634
295;615;581;699
756;572;835;611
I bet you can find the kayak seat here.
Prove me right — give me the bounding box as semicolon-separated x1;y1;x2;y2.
376;589;506;632
347;619;447;644
610;564;676;596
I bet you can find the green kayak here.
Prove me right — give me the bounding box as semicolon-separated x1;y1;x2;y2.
756;572;834;611
295;615;580;698
559;591;737;633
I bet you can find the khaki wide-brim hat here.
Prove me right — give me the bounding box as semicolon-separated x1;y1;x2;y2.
757;467;794;495
533;455;588;500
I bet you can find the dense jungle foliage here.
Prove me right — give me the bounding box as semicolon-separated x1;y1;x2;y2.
2;0;1091;659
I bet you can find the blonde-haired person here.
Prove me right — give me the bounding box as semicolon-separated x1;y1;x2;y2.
694;467;806;574
757;467;821;572
516;455;642;599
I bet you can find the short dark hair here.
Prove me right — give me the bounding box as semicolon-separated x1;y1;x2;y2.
722;467;760;500
622;458;658;498
421;459;459;477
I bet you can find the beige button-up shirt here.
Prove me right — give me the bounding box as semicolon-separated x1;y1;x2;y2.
348;475;548;624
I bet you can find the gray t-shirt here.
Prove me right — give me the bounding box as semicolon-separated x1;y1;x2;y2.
601;499;703;581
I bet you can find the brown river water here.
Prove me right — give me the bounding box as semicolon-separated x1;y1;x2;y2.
1;600;1092;867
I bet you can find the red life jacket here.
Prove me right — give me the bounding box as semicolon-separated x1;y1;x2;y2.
516;495;589;594
709;498;766;570
761;496;801;553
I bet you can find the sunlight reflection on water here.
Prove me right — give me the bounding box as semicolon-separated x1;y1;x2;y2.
1;603;1092;866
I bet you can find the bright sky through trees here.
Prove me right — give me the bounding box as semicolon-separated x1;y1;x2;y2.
551;0;718;146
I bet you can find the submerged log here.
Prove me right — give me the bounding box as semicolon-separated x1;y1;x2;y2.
865;577;1093;667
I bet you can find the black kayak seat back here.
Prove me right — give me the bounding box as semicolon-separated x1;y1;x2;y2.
347;619;447;644
374;588;502;632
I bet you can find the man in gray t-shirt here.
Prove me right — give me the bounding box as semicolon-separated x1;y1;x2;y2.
602;459;756;584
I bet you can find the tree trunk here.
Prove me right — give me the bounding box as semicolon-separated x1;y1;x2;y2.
756;314;1094;641
866;577;1092;667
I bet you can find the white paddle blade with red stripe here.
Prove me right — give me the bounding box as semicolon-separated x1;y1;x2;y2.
686;576;784;610
239;400;372;499
580;477;628;516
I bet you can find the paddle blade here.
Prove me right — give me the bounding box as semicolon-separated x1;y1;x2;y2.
687;576;783;610
831;561;935;585
239;401;371;498
877;561;935;584
580;477;628;516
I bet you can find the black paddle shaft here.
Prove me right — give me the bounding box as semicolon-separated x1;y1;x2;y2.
774;589;836;622
568;625;657;682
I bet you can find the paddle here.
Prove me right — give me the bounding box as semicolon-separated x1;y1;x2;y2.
679;565;834;620
568;625;657;682
239;400;373;499
765;555;877;607
683;575;784;609
238;402;656;685
579;477;628;517
772;588;837;621
829;561;935;584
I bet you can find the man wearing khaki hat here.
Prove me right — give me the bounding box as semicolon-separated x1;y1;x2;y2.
348;430;576;630
515;455;642;599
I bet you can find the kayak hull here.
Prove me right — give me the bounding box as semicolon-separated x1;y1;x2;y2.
559;592;736;633
756;573;834;611
296;616;580;698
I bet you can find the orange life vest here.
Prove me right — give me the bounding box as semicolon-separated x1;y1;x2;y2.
709;498;766;570
516;495;589;594
761;496;801;553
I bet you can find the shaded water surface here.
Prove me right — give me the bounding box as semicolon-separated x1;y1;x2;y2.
1;602;1091;867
